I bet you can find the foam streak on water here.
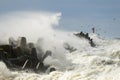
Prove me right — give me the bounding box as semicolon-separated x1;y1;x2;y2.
0;11;120;80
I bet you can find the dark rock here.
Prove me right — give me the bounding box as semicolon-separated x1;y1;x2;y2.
74;32;96;47
0;37;53;73
50;67;56;72
42;50;52;62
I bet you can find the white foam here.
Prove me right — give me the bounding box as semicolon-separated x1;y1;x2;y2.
0;11;120;80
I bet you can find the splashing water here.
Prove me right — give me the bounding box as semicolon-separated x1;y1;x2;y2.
0;11;120;80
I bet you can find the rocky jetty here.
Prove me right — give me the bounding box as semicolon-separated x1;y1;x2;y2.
0;37;55;73
74;32;96;47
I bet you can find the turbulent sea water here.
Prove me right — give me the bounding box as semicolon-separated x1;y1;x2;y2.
1;34;120;80
0;11;120;80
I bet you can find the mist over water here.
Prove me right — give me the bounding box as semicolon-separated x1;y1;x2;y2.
0;11;61;42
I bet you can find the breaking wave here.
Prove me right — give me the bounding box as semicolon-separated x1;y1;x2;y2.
0;11;120;80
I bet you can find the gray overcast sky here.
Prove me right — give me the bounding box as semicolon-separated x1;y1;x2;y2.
0;0;120;38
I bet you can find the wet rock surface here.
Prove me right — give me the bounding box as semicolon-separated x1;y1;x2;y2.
0;37;54;73
74;32;96;47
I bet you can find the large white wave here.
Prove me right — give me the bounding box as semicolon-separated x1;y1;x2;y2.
0;11;92;70
1;11;120;80
0;11;80;72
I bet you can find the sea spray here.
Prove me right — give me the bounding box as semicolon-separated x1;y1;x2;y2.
1;11;120;80
0;11;73;71
0;11;61;42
